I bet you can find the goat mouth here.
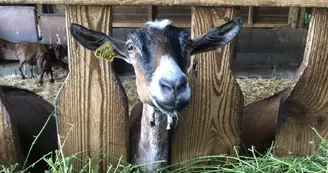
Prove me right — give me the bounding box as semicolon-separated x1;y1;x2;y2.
152;97;175;114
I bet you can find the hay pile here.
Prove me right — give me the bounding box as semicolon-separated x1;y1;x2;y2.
0;65;67;104
0;64;293;109
236;77;292;106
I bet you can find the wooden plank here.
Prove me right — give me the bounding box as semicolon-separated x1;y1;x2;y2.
0;89;19;166
248;6;254;24
0;100;18;165
275;8;328;156
0;0;327;7
171;6;243;165
36;4;43;13
298;7;306;28
55;5;129;172
148;6;156;20
243;23;290;28
288;7;300;28
253;7;289;24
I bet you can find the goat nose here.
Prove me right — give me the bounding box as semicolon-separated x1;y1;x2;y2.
159;75;188;94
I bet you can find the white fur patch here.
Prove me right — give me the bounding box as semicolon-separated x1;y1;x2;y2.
145;19;172;30
150;55;190;116
150;55;183;103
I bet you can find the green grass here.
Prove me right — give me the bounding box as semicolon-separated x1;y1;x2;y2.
1;112;328;173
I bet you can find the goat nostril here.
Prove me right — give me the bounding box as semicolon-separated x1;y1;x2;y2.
159;78;173;92
160;83;171;91
177;77;187;91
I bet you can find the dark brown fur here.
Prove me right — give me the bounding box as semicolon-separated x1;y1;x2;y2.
0;38;54;84
49;44;69;74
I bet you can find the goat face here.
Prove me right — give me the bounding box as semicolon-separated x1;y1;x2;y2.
70;18;242;115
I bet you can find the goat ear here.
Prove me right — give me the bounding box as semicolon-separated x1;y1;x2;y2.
190;18;243;55
70;23;130;63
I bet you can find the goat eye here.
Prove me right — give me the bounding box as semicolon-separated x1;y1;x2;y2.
127;43;134;52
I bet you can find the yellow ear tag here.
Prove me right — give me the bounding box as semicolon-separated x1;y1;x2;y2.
94;42;115;62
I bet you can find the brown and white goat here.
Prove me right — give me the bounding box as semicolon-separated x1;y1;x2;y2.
0;38;54;84
70;18;242;172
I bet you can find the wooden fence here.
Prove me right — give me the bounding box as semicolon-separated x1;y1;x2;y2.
0;0;327;171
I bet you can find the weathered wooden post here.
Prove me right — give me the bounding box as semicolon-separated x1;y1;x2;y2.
55;5;129;171
275;8;328;155
171;7;243;164
0;92;20;165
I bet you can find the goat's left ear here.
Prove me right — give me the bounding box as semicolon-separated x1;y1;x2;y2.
190;18;243;55
70;23;131;63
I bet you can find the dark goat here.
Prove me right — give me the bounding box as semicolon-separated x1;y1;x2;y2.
0;38;54;84
49;44;69;74
0;85;58;172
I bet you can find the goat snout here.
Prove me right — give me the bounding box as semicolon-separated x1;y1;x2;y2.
159;75;188;95
150;55;191;113
153;74;190;113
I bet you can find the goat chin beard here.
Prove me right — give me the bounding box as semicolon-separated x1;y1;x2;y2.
151;107;179;130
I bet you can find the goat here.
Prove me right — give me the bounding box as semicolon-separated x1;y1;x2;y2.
0;85;58;172
70;18;242;172
240;89;289;155
0;38;54;84
49;44;69;73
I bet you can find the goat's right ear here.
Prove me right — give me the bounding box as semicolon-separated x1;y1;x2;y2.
70;23;131;63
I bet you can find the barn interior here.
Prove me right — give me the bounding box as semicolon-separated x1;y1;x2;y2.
0;5;311;110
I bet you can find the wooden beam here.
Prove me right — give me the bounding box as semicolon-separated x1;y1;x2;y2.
0;95;19;165
248;6;254;24
171;6;243;166
243;23;290;28
289;7;300;28
298;7;306;28
275;8;328;156
148;5;156;21
0;0;327;7
55;5;129;171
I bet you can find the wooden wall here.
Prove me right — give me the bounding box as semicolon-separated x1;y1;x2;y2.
41;5;306;29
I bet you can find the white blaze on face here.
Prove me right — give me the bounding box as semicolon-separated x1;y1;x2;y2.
145;19;172;30
150;55;191;116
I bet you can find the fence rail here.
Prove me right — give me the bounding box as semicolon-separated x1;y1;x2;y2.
0;0;326;7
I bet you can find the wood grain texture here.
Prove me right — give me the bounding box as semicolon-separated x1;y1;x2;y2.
288;7;300;28
0;101;18;165
171;7;243;165
0;88;23;166
0;0;328;7
55;5;129;172
275;8;328;156
248;7;254;25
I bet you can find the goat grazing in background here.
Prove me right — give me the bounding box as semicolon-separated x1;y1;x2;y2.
70;18;242;172
0;38;54;84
